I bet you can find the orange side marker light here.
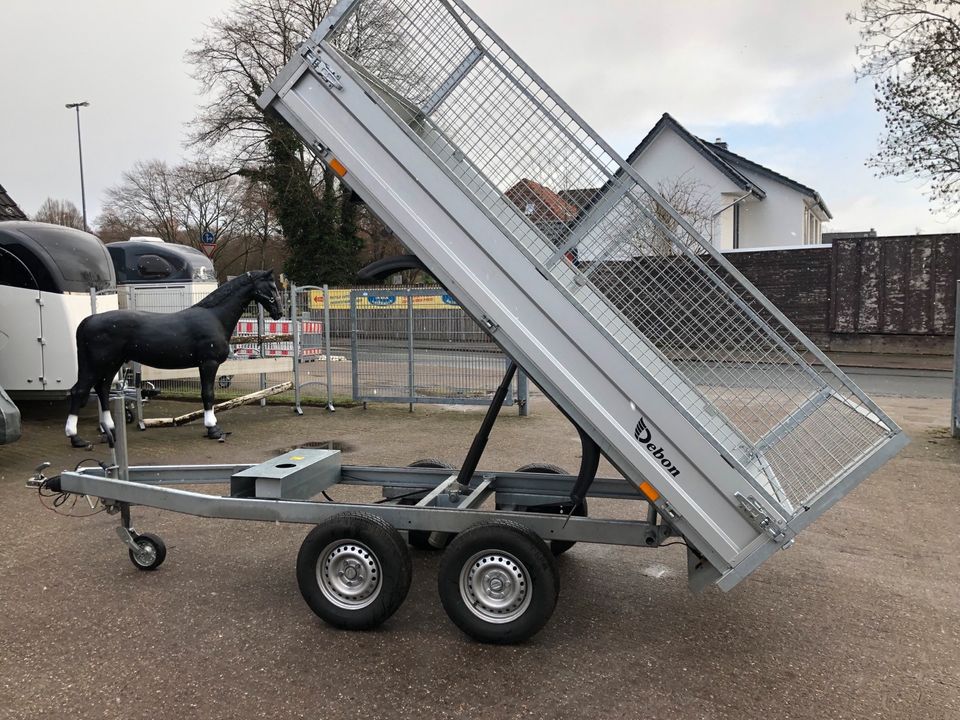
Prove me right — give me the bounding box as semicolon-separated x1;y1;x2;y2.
639;481;660;502
329;158;348;177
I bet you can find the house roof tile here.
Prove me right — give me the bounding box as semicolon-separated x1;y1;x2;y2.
505;179;579;223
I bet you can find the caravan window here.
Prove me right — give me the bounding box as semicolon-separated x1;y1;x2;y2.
137;254;175;279
0;247;41;290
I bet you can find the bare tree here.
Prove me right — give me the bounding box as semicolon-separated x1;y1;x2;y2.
102;160;181;242
631;172;719;256
33;198;85;230
187;0;413;285
187;0;335;166
850;1;960;213
98;159;288;280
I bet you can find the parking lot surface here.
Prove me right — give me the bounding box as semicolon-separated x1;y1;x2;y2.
1;395;957;720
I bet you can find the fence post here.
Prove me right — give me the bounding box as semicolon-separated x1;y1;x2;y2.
350;291;360;406
291;283;303;415
257;304;266;407
324;284;335;412
953;281;959;438
517;369;529;417
407;290;415;412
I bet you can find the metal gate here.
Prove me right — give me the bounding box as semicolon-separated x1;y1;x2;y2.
349;288;517;407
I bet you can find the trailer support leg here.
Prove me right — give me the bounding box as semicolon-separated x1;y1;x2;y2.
115;503;140;553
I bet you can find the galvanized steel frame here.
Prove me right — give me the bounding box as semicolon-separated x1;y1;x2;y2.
56;465;664;549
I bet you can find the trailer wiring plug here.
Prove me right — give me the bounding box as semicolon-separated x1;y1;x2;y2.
37;478;107;518
34;458;111;518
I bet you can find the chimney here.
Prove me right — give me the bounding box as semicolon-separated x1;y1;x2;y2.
714;138;728;150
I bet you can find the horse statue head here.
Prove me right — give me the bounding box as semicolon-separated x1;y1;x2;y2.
250;270;284;320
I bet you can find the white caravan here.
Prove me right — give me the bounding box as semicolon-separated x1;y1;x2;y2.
0;222;118;397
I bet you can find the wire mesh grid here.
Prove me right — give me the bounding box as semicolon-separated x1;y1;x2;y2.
326;0;899;511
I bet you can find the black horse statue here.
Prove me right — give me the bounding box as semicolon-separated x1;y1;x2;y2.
65;269;283;448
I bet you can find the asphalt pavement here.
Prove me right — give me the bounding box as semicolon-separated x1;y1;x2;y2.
0;388;957;720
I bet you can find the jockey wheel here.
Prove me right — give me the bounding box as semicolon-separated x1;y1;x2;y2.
114;503;167;571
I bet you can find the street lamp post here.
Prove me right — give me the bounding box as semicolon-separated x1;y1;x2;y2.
65;101;90;231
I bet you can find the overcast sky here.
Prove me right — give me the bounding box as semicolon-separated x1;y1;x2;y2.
2;0;957;234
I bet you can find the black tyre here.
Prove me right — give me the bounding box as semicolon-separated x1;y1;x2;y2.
438;521;559;644
405;459;456;551
218;375;233;389
128;532;167;571
296;512;411;631
508;464;588;556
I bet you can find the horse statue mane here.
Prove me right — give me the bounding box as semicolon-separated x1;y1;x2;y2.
65;268;283;448
194;272;258;310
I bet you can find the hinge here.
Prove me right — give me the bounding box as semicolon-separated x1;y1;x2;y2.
35;297;44;306
36;337;45;345
303;48;343;90
481;315;499;333
734;492;791;545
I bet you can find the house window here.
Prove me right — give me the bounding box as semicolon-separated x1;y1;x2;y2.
803;208;821;245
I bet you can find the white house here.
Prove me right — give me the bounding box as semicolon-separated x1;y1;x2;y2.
624;113;831;249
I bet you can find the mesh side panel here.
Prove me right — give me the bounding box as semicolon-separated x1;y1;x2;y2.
327;0;896;514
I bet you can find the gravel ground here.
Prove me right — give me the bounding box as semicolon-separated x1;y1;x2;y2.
0;395;957;720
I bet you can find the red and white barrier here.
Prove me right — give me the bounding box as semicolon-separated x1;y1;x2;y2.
235;319;323;336
232;343;326;359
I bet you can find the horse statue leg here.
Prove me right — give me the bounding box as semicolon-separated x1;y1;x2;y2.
65;382;95;449
94;376;118;448
199;360;230;441
65;349;98;449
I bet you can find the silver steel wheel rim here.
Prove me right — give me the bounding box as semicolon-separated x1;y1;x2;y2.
133;541;156;567
316;539;382;610
460;550;531;624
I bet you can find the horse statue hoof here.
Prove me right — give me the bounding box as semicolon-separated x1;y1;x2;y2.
70;435;93;450
205;425;231;441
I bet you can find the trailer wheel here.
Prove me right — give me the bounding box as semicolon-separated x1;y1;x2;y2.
438;522;559;644
405;459;456;551
218;375;233;389
296;512;411;631
128;533;167;571
507;464;588;556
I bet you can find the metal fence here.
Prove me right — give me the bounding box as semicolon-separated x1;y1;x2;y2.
348;287;517;407
93;283;527;423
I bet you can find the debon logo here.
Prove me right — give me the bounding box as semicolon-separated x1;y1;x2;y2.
634;417;680;477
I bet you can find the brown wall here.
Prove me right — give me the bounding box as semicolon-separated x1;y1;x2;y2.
724;234;959;355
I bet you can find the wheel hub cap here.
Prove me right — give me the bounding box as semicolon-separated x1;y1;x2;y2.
317;540;381;609
460;551;531;624
134;542;156;566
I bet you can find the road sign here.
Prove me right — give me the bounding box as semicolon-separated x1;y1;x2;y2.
201;231;216;245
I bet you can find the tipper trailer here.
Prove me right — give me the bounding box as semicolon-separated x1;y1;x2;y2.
34;0;906;644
